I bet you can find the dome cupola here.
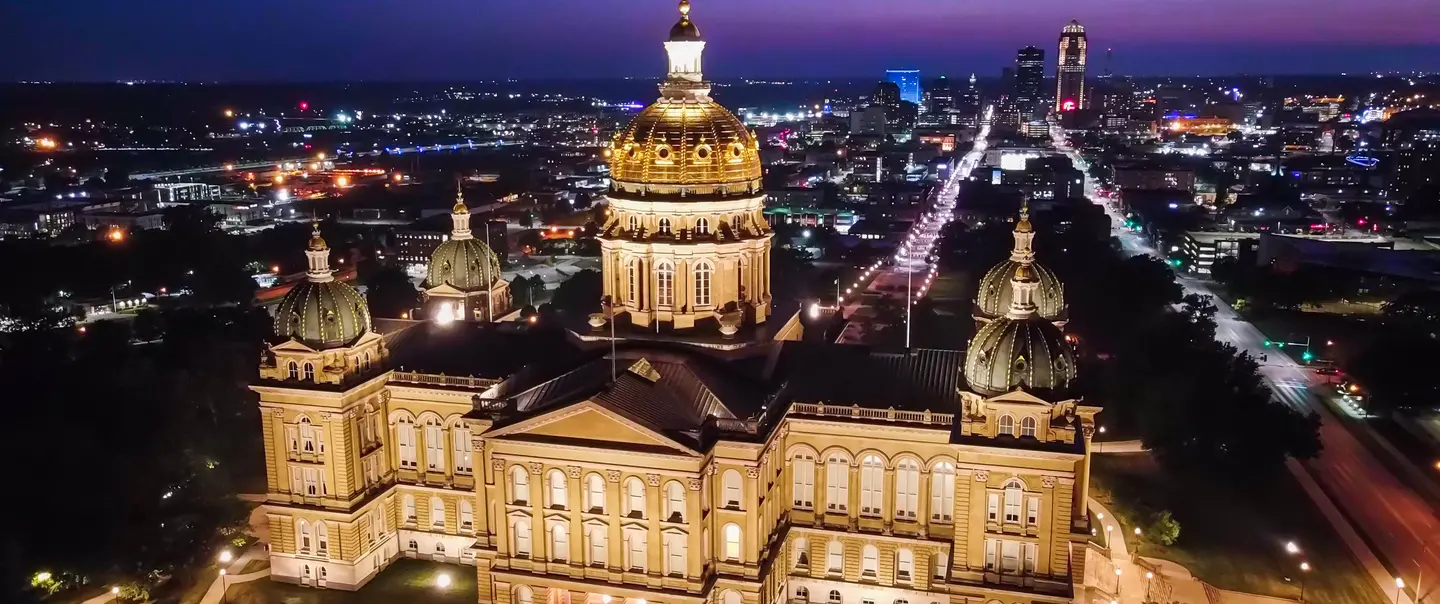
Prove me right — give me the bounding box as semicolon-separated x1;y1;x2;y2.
273;224;373;350
964;262;1076;398
427;187;502;292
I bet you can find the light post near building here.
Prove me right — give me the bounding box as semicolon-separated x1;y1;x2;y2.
1299;562;1311;602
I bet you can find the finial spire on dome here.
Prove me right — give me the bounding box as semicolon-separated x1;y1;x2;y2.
663;0;708;98
304;223;335;283
679;0;691;17
1009;200;1036;263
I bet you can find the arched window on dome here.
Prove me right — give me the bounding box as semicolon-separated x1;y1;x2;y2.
628;215;639;233
658;218;672;235
1020;416;1038;438
303;362;315;381
287;361;299;380
997;414;1015;437
695;217;710;235
693;261;713;307
731;215;742;233
657;262;675;307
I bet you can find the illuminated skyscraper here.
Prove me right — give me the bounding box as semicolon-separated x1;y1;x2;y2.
886;69;921;106
1055;20;1087;113
1014;46;1045;121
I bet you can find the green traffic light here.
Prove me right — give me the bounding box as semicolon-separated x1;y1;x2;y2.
1262;341;1272;347
1302;350;1314;362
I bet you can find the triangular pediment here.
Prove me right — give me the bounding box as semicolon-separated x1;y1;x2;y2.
425;282;470;297
486;400;700;456
270;339;320;353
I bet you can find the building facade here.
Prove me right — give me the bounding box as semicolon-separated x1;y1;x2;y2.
1014;47;1045;123
886;70;922;107
1054;21;1087;113
251;5;1112;604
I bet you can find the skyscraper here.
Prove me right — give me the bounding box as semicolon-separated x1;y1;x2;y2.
886;69;921;106
1055;20;1087;113
1014;46;1045;121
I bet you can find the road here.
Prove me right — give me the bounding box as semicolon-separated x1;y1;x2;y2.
1054;131;1440;604
836;108;992;344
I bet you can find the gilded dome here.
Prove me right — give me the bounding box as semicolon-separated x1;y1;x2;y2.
964;315;1075;398
274;279;372;350
608;98;762;191
669;0;700;40
977;260;1064;320
428;237;502;292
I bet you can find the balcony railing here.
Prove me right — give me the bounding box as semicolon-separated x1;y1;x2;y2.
390;371;497;389
790;403;953;426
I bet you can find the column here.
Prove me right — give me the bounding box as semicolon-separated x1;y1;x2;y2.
917;469;931;535
1074;427;1094;529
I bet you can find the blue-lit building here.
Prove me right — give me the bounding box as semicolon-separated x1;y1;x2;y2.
886;69;921;106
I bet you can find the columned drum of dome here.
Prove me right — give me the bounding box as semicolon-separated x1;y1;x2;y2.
964;265;1076;398
974;203;1064;323
274;224;373;350
598;0;773;332
423;188;511;322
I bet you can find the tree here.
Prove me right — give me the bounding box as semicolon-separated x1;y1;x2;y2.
550;269;602;316
364;265;421;319
1347;333;1440;412
510;274;547;308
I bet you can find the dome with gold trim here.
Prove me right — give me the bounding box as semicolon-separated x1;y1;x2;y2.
428;189;502;292
606;0;762;196
975;203;1064;321
965;262;1076;398
274;225;372;350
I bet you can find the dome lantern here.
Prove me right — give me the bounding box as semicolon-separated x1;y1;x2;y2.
974;201;1064;321
450;185;473;241
663;0;709;98
304;223;334;282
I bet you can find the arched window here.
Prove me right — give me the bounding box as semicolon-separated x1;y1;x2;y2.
693;261;713;307
861;544;879;577
795;587;809;602
584;473;606;513
663;531;687;576
452;424;472;475
722;469;742;509
793;537;809;569
658;217;672;235
515;586;534;604
859;455;884;516
299;417;317;453
362;352;371;371
731;215;743;233
303;362;315;381
1020;416;1038;438
430;496;446;529
512;518;532;557
623;528;646;571
722;590;742;604
287;361;299;380
664;481;685;522
296;519;312;553
932;552;948;579
435;542;445;555
895;459;919;519
695;217;710;235
396;417;417;469
586;526;607;566
826;540;843;573
511;467;531;504
547;470;568;509
316;521;329;556
657;261;675;307
792;454;815;510
997;414;1015;437
896;548;914;581
828;590;842;604
459;499;474;531
722;522;742;561
1003;479;1024;524
402;494;417;524
825;455;849;512
930;462;955;522
423;417;445;472
550;524;569;561
627;258;638;304
624;477;645;518
628;215;639;232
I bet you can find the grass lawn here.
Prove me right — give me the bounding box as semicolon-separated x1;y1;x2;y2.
221;559;475;604
1091;455;1388;604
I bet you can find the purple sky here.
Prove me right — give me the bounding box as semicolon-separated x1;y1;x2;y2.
5;0;1439;81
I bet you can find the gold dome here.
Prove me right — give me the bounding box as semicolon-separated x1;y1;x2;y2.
453;188;469;214
307;223;327;251
609;99;761;191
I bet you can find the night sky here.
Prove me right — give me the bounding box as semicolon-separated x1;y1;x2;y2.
6;0;1440;81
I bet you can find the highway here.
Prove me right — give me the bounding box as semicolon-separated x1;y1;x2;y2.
1053;130;1439;604
836;108;992;344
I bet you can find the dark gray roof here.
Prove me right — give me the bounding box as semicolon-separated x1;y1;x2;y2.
775;342;966;413
380;319;581;379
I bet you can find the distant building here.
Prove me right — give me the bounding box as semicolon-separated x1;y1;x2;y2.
885;69;921;106
1384;109;1440;206
1055;20;1088;112
1113;162;1196;192
1181;231;1262;274
1014;46;1045;121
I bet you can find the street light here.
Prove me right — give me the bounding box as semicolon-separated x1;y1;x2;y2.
1299;562;1311;603
1286;541;1301;555
110;586;120;604
219;569;228;604
436;572;452;589
218;550;233;564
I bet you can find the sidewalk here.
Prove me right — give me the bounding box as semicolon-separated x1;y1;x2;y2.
197;543;271;604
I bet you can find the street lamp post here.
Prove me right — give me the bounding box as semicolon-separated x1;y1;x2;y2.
110;586;120;604
219;569;228;604
1299;562;1311;603
1395;577;1405;604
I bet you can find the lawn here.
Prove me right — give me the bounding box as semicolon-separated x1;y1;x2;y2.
221;559;476;604
1090;455;1388;604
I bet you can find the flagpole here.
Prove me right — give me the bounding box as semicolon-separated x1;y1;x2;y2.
906;265;912;350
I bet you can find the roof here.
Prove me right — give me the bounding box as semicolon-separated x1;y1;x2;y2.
774;342;966;413
382;319;581;379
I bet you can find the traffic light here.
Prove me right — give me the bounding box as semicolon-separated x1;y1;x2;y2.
1302;350;1315;362
1262;340;1272;348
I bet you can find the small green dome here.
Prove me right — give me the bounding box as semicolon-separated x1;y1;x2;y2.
427;237;502;292
964;315;1075;398
977;260;1064;320
274;280;372;349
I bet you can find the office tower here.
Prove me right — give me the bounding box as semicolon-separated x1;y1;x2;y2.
926;75;954;115
1014;46;1045;121
1055;20;1088;112
1384;109;1440;207
886;69;922;106
873;80;901;110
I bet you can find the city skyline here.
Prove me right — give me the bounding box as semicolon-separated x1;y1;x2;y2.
5;0;1440;81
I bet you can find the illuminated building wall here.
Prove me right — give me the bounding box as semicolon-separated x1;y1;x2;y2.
886;70;922;106
1055;21;1087;113
1014;47;1045;121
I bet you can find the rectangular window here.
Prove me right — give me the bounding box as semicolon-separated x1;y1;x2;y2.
626;531;646;571
453;427;472;474
987;493;1000;523
425;425;445;472
303;468;319;496
1001;540;1021;573
1004;490;1022;524
290;468;303;494
398;425;417;469
1026;497;1039;526
826;459;849;512
665;534;686;577
897;549;914;582
793;457;815;509
931;470;955;522
285;426;299;453
1023;543;1038;573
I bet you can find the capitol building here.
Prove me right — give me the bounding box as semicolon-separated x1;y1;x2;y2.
250;3;1112;604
